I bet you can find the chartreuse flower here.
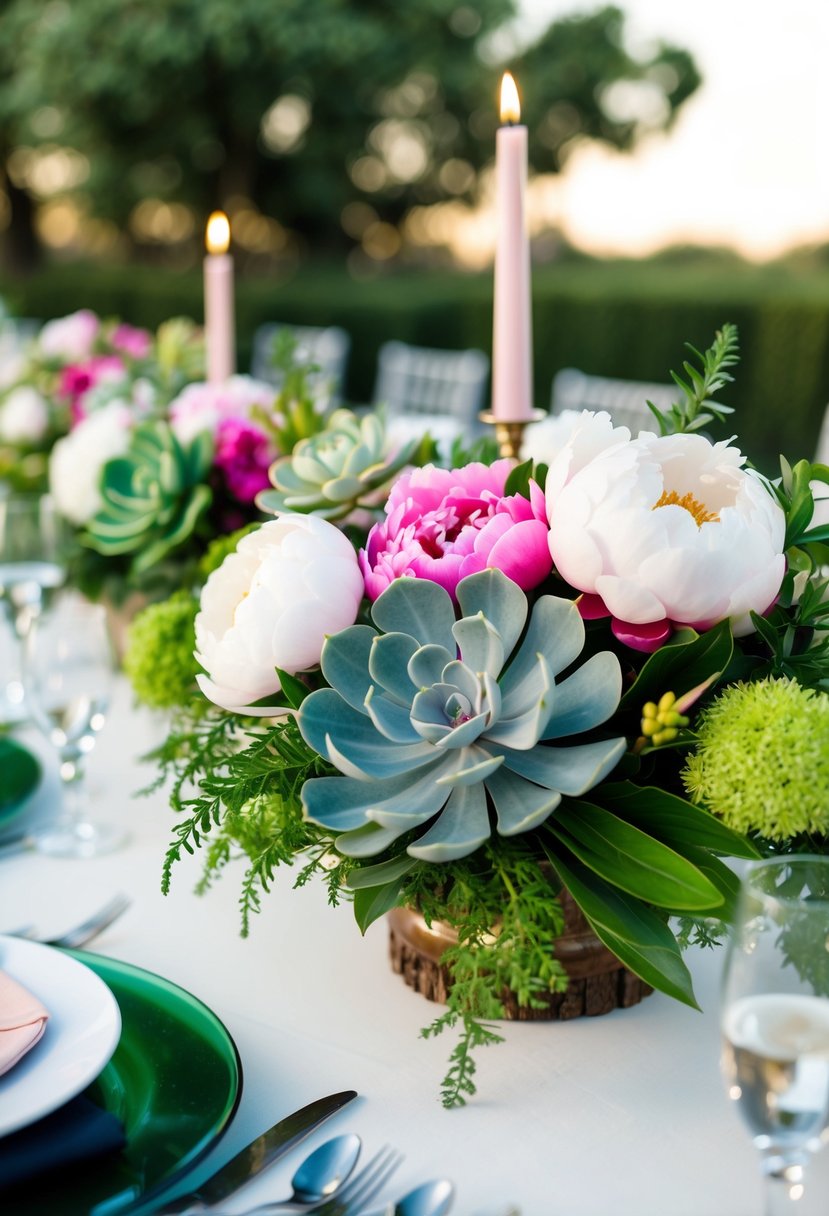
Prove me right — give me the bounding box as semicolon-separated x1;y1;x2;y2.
84;420;213;573
682;677;829;841
123;591;199;709
298;568;626;862
258;408;417;521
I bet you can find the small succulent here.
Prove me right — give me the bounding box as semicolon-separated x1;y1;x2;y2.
258;408;418;521
298;568;626;862
84;419;213;573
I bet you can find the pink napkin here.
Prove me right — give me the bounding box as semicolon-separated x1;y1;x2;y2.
0;969;49;1076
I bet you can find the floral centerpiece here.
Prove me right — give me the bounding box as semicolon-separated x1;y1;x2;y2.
131;325;829;1106
0;309;203;494
48;331;350;612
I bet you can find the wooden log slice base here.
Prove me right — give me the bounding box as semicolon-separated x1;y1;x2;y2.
387;890;653;1020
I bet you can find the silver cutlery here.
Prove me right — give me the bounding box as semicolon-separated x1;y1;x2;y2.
5;891;131;948
235;1145;403;1216
244;1134;361;1213
147;1091;359;1216
380;1180;454;1216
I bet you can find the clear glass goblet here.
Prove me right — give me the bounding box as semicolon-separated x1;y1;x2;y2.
721;855;829;1214
24;597;126;858
0;491;67;639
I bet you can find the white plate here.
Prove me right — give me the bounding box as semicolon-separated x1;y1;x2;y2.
0;934;121;1137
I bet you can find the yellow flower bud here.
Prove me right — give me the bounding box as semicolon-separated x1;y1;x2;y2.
658;691;676;713
642;701;658;719
641;718;659;737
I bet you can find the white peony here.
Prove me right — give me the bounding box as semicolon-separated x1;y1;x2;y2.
537;410;632;502
547;431;786;641
0;386;50;443
195;514;365;714
49;403;132;525
38;309;100;361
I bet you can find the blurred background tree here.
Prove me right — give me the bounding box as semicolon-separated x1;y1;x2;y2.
0;0;699;274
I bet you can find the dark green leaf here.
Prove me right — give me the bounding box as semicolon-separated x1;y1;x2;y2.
551;802;723;910
597;782;760;858
353;876;406;934
620;619;733;711
275;667;312;709
347;854;418;890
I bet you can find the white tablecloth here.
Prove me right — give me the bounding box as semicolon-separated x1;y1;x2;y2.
2;678;828;1216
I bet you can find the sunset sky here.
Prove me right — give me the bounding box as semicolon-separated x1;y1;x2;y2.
510;0;829;259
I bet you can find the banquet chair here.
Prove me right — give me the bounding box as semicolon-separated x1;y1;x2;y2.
372;339;490;450
550;367;676;434
250;323;351;408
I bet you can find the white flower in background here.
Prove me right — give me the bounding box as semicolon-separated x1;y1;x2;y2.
538;410;632;502
169;374;275;444
0;352;26;391
0;386;50;443
195;514;365;714
38;309;100;361
49;403;132;525
547;432;786;645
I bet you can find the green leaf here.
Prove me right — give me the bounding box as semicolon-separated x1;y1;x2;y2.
353;876;407;934
597;782;760;859
544;845;699;1008
275;667;311;710
551;801;724;911
504;458;535;499
347;854;418;889
620;618;733;711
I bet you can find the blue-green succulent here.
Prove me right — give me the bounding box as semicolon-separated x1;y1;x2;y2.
298;569;626;862
257;408;417;521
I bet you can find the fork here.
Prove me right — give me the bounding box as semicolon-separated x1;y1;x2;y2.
233;1145;403;1216
5;892;131;949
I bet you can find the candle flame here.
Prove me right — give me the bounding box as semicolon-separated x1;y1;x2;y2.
500;72;521;124
206;210;230;255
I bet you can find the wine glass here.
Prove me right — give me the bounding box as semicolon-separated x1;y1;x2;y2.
721;855;829;1214
23;597;126;858
0;491;67;639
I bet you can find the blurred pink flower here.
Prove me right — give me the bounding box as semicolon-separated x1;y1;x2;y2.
60;355;126;421
214;417;273;503
39;309;100;361
360;459;551;601
111;323;152;359
168;375;275;445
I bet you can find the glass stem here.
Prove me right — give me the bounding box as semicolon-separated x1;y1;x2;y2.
761;1155;809;1216
59;755;88;834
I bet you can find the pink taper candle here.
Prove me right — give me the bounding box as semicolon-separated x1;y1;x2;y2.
204;211;236;384
491;72;533;422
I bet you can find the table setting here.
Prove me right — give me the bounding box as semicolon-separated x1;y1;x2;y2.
1;69;829;1216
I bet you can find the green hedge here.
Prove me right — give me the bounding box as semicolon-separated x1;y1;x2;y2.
4;256;829;474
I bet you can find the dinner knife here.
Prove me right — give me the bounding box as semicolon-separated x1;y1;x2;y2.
97;1089;359;1216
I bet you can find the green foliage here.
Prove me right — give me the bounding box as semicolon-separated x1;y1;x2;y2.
123;590;199;708
0;1;698;269
645;323;739;435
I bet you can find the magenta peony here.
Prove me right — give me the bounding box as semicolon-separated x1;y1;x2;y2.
214;417;273;503
360;459;551;601
59;355;126;421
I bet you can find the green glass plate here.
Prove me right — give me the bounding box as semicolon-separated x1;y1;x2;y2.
10;950;243;1216
0;737;41;824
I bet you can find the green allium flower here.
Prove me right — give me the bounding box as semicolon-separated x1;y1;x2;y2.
258;408;417;521
298;568;626;863
682;677;829;841
84;420;212;573
123;591;199;709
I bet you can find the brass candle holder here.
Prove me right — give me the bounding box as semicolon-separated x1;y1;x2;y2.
479;409;546;460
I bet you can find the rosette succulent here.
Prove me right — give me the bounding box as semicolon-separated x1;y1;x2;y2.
84;419;213;573
298;568;626;862
258;408;418;521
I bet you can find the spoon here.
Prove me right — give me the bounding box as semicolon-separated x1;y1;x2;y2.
385;1179;455;1216
255;1133;362;1212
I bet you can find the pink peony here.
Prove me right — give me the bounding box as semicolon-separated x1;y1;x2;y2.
111;323;152;360
168;375;275;445
360;459;551;601
214;417;273;503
